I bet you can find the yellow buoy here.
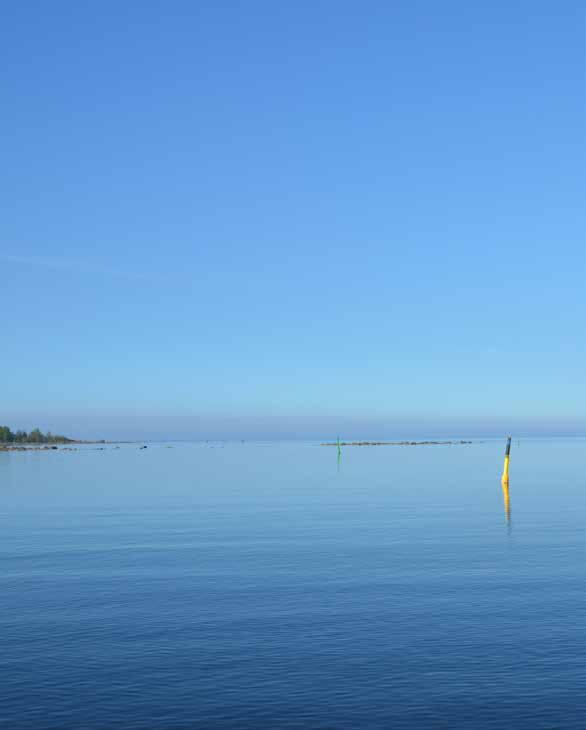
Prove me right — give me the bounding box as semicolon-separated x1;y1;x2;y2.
502;481;510;525
501;436;511;484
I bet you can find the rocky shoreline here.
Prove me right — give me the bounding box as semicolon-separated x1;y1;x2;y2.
0;440;108;452
0;445;76;452
0;442;148;453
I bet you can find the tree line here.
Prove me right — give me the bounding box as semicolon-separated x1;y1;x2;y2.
0;426;74;444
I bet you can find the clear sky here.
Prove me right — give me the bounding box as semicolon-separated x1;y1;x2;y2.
2;1;584;440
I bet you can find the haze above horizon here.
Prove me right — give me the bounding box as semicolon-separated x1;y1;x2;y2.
2;1;584;440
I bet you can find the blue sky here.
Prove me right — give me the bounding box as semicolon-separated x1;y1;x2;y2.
2;1;584;439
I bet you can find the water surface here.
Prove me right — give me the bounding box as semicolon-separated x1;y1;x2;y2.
1;439;585;728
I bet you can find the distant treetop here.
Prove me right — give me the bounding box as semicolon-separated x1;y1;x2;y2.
0;426;74;444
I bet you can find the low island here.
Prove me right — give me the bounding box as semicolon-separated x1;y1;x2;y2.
0;426;105;452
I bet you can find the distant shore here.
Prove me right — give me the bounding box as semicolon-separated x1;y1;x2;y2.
322;440;474;446
0;425;110;449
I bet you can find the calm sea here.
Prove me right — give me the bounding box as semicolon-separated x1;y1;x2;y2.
1;439;585;729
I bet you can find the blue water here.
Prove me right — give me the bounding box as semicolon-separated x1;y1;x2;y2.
1;439;585;729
